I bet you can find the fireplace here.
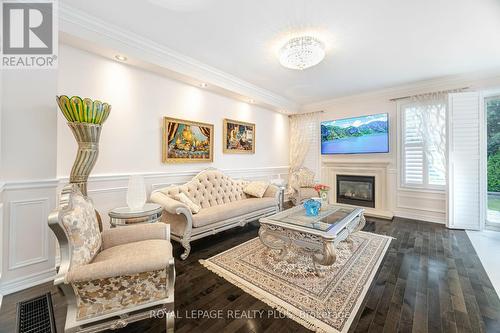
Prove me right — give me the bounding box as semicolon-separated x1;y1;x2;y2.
336;175;375;208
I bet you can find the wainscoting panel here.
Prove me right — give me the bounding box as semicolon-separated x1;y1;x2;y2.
0;182;58;296
8;198;49;270
395;189;446;224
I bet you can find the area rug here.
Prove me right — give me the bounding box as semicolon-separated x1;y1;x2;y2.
200;231;392;333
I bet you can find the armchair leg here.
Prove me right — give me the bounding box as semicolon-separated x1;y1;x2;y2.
166;310;175;333
180;239;191;260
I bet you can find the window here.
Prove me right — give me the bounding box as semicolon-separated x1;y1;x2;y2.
400;99;447;190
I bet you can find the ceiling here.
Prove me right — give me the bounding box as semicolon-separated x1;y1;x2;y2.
61;0;500;105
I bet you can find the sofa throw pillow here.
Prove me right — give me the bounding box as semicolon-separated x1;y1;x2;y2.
174;192;201;214
244;181;270;198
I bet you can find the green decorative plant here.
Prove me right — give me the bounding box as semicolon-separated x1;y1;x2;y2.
56;95;111;124
488;153;500;192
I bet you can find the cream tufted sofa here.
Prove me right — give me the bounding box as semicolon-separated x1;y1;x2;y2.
151;168;280;259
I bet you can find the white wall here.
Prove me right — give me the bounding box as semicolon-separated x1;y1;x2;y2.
305;74;500;224
57;44;289;177
56;44;290;227
0;70;58;295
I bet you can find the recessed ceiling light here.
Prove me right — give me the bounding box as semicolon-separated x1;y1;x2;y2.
279;36;325;70
115;54;127;62
199;82;208;88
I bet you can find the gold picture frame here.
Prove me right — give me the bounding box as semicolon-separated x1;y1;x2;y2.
223;118;255;154
162;117;214;163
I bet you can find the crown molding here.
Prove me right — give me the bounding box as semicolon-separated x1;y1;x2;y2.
301;71;500;111
58;3;298;114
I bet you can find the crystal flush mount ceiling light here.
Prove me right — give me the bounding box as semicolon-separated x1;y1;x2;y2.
278;36;325;70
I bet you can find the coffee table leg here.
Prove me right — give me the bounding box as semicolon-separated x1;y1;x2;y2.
258;226;290;260
346;237;354;250
356;214;366;232
312;241;336;277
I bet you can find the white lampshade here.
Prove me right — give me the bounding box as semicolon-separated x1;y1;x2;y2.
126;175;147;211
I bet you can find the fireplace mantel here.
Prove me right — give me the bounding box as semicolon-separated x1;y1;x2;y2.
321;160;393;219
322;160;391;168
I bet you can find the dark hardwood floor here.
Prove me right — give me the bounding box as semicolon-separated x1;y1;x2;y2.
1;216;500;333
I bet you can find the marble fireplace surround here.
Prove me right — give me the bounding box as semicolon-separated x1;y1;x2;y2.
322;160;394;219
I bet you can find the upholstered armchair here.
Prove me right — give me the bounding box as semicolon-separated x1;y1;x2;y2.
289;167;318;205
48;184;175;333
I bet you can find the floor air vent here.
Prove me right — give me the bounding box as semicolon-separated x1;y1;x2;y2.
16;293;57;333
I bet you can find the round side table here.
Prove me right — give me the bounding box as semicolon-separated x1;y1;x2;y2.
108;203;163;227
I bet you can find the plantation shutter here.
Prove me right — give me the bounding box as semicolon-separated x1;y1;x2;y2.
447;92;482;230
403;108;425;185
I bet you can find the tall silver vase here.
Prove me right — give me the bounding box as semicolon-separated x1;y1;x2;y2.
67;122;102;196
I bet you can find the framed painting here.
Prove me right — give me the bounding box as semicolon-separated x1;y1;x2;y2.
223;119;255;154
162;117;214;163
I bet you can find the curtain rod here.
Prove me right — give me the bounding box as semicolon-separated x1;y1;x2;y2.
389;87;470;102
289;110;325;117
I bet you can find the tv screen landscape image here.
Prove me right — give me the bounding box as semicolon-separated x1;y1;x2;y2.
321;113;389;154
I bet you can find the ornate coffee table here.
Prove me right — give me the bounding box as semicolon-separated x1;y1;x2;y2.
259;204;365;277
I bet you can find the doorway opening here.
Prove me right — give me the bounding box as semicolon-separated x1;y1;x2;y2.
486;96;500;228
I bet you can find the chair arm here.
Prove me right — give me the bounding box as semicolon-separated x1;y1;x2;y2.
101;223;170;250
66;250;173;282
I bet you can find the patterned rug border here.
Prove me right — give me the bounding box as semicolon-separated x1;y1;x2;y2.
199;231;393;333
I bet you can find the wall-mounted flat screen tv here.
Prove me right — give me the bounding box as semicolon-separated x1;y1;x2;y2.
321;113;389;154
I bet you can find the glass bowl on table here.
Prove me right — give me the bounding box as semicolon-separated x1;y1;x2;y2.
304;199;321;216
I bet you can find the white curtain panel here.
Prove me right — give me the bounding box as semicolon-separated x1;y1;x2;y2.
289;112;320;173
410;92;448;178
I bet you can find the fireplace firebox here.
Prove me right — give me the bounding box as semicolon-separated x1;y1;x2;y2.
336;175;375;208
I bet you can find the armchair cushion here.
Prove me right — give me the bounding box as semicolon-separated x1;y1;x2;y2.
67;239;172;282
101;223;170;250
62;194;101;267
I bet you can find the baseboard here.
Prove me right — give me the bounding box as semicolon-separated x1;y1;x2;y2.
362;209;394;220
329;202;394;220
0;268;56;296
393;210;446;224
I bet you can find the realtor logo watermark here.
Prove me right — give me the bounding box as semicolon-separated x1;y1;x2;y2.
1;0;58;68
